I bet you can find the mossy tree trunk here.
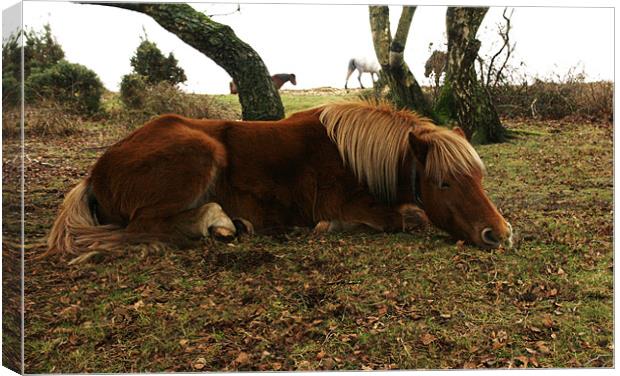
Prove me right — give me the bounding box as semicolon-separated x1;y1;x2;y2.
439;7;508;143
368;6;436;121
92;2;284;120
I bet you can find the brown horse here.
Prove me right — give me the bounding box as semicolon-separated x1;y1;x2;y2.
47;101;512;257
229;73;296;94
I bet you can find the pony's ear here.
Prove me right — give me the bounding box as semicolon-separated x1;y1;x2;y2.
408;132;429;165
452;126;467;140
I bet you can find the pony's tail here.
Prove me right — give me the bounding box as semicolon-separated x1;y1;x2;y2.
347;58;356;74
44;180;161;260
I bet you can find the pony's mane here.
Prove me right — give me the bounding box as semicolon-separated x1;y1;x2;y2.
319;100;484;203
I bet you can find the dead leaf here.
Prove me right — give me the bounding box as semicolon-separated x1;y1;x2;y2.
235;352;249;365
297;360;311;370
59;296;71;304
193;357;207;370
542;315;554;328
536;341;551;354
316;350;326;360
515;355;529;368
525;347;537;354
420;333;437;345
463;361;478;369
377;305;388;316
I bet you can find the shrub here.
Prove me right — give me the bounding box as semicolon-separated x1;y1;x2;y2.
2;24;65;89
129;38;186;86
26;60;104;115
488;69;613;123
2;74;20;107
119;73;148;108
24;24;65;78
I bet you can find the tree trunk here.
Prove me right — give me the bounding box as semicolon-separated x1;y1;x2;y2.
439;7;508;143
90;2;284;121
368;6;436;121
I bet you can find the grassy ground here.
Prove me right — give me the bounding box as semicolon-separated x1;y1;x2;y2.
215;87;359;116
4;92;612;372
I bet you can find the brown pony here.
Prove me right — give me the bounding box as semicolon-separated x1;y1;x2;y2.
230;73;296;94
47;101;512;257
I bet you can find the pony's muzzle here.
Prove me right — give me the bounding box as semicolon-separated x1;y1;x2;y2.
481;222;513;249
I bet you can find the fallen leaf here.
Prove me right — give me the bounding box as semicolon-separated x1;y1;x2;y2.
536;341;551;354
235;352;249;365
463;361;478;369
193;357;206;370
420;333;437;345
377;305;388;316
525;347;537;354
542;315;554;328
297;360;311;370
515;355;529;368
59;296;71;304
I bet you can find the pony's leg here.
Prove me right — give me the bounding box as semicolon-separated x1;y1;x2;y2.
358;71;365;89
126;203;238;245
327;192;400;232
232;217;254;236
397;204;430;230
172;202;237;240
345;69;354;90
313;220;366;234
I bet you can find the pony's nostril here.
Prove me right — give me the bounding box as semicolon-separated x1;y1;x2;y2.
481;227;500;246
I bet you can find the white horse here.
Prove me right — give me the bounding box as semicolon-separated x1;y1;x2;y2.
345;57;381;90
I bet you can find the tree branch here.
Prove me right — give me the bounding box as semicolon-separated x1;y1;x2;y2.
392;7;415;52
369;6;391;66
79;2;284;120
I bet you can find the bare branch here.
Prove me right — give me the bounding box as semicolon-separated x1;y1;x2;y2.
492;8;515;88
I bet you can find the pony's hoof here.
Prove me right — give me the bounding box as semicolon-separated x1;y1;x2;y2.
209;226;236;242
232;218;254;236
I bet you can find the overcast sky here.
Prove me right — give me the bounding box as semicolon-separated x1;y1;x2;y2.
3;1;615;94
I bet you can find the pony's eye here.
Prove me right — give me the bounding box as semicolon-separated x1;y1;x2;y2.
439;182;450;190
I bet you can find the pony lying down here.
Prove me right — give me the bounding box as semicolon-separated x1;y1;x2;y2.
46;101;512;260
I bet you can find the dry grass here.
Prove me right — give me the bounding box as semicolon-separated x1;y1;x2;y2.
3;100;85;138
108;82;240;129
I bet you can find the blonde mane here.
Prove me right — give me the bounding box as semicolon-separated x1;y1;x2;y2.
319;101;484;203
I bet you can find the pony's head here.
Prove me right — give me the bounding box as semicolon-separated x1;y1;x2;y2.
408;126;512;248
289;74;297;85
320;101;512;249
